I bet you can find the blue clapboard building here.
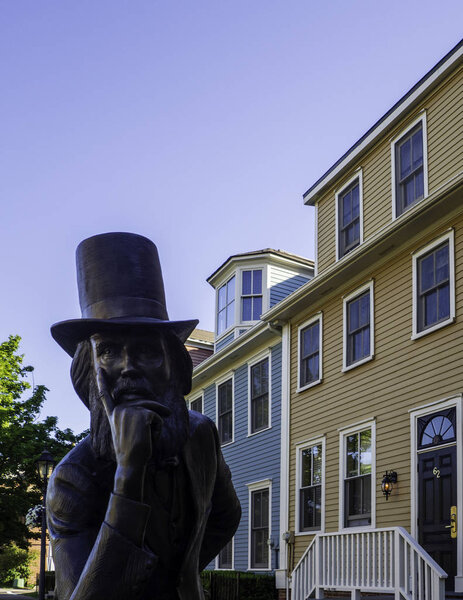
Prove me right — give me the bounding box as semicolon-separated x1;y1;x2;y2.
186;249;313;572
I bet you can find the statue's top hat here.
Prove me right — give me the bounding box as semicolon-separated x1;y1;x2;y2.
51;232;198;356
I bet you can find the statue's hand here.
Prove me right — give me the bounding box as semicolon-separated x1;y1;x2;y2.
96;367;171;501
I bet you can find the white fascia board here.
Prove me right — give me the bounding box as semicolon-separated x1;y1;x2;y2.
303;44;463;206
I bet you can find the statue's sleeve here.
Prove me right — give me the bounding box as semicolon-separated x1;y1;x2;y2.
198;423;241;570
47;462;157;600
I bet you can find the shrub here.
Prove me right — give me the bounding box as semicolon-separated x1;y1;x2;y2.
0;543;35;586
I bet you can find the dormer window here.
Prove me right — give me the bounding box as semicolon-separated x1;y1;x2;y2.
217;276;235;335
241;269;262;322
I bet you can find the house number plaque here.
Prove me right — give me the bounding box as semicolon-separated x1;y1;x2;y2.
432;466;441;478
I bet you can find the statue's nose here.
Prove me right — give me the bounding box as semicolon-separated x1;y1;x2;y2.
120;349;138;377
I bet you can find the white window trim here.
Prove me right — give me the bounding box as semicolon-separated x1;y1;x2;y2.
342;280;375;372
314;201;319;277
247;479;272;571
391;112;429;220
215;371;235;447
335;169;364;261
247;350;272;437
295;436;326;536
238;264;268;324
215;274;237;340
410;395;463;588
215;536;235;571
411;229;455;340
297;312;323;392
338;419;376;531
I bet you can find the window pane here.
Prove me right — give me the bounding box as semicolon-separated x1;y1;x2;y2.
424;290;438;326
400;138;411;179
253;296;262;320
190;398;202;413
308;355;319;383
412;128;423;168
420;253;435;292
227;276;235;300
349;299;359;331
218;285;226;310
313;445;322;484
242;270;252;295
218;309;226;335
360;429;372;474
342;193;352;226
302;326;312;356
242;297;252;321
435;245;449;283
353;331;362;362
438;284;450;321
346;434;358;477
253;270;262;294
226;299;235;327
301;449;312;487
218;539;233;569
352;185;359;217
415;170;424;199
362;327;370;358
359;292;370;327
403;178;414;207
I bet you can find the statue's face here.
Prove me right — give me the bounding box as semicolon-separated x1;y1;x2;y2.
90;331;170;403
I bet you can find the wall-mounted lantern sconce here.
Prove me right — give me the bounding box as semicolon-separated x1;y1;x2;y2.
381;470;397;500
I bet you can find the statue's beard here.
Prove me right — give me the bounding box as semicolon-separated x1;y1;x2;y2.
88;376;189;468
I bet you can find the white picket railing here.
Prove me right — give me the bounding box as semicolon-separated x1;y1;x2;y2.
291;527;447;600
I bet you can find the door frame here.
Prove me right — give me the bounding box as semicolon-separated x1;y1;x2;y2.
410;394;463;591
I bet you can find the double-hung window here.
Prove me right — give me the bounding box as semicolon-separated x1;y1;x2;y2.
343;282;374;370
298;442;323;532
249;485;270;569
393;115;427;218
217;379;233;445
298;315;322;390
343;426;373;528
241;269;263;321
190;396;203;413
336;174;362;259
217;276;235;336
412;231;455;338
250;357;270;434
217;539;233;569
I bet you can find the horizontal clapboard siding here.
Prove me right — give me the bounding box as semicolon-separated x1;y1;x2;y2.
316;65;463;275
201;343;283;571
289;211;463;566
215;331;235;352
269;265;311;307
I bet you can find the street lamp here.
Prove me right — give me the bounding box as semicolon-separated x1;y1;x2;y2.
35;450;56;600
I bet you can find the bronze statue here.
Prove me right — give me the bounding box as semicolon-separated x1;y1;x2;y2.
48;232;241;600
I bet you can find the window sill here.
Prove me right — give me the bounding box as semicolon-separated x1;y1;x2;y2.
247;426;272;438
342;354;374;373
411;316;455;340
339;523;374;533
247;567;271;572
221;440;234;448
295;529;322;537
297;378;322;393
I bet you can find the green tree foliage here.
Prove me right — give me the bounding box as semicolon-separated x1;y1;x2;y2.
0;335;88;550
0;543;35;586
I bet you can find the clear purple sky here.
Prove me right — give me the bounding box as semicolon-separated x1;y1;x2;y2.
1;1;462;434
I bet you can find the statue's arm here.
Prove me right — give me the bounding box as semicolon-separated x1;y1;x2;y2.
198;425;241;570
48;463;157;600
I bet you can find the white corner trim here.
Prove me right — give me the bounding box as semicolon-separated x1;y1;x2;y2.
335;169;364;261
411;229;455;339
297;312;323;391
391;112;429;220
342;280;375;371
279;323;290;572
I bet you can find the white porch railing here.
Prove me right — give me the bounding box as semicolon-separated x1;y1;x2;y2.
291;527;447;600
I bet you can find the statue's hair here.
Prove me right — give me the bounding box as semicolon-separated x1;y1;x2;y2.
70;331;193;408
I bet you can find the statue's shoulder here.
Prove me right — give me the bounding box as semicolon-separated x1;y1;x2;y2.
188;410;216;435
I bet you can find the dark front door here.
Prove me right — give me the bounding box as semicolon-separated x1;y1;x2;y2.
418;445;457;588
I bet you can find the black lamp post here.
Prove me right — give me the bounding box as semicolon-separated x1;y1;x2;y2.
35;450;56;600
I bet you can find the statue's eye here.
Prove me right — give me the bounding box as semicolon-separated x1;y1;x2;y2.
100;344;116;357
